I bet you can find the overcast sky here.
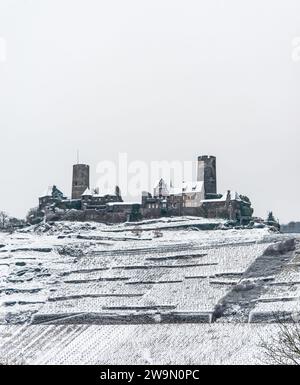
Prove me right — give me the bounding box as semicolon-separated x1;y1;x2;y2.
0;0;300;222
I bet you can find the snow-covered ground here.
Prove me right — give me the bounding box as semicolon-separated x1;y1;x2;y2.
0;217;299;364
0;323;278;365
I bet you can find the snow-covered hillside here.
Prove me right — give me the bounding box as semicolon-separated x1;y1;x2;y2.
0;217;299;364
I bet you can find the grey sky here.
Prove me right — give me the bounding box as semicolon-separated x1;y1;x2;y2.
0;0;300;222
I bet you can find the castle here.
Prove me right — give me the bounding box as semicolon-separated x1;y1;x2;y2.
38;155;253;224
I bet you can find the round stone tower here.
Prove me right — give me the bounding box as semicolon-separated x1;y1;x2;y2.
72;164;90;200
197;155;217;198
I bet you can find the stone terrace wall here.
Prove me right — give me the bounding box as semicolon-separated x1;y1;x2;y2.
46;209;128;224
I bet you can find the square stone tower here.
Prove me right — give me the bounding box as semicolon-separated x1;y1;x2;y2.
197;155;217;198
72;164;90;200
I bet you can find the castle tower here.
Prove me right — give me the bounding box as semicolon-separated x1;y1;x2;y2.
72;164;90;200
197;155;217;198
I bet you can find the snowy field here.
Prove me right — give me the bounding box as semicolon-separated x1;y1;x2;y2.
0;323;278;365
0;217;299;364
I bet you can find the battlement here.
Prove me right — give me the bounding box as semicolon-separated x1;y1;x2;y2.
198;155;216;161
74;164;89;169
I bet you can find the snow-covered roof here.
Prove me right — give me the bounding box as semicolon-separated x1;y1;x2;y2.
169;181;204;195
39;186;54;198
82;188;92;197
106;202;140;206
153;179;170;197
39;185;66;199
153;180;204;197
201;191;241;203
81;187;117;198
169;187;182;195
229;191;241;201
93;193;116;198
182;181;204;194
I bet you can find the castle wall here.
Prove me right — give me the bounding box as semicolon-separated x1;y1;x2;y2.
83;210;129;223
181;206;206;217
201;200;241;221
46;209;129;224
45;200;245;224
140;208;162;219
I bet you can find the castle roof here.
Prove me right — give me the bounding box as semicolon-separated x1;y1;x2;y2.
39;185;66;199
153;179;170;197
169;181;204;195
169;187;182;195
81;187;118;198
201;191;241;203
106;202;140;206
229;191;241;201
182;181;204;194
152;180;205;197
39;186;54;198
82;188;93;197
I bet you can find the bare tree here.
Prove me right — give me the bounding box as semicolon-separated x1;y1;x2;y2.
260;315;300;365
0;211;9;230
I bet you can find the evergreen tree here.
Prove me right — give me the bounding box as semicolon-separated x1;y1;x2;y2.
266;211;280;230
239;195;254;218
267;211;276;223
115;185;123;202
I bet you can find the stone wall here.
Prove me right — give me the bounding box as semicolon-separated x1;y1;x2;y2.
46;209;129;224
140;208;162;219
181;206;206;217
201;200;241;220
